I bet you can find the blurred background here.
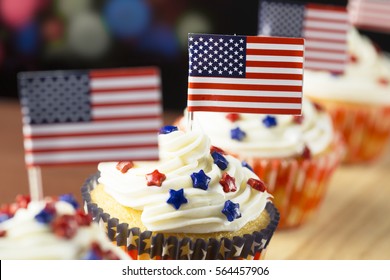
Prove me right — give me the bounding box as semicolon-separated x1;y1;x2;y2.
0;0;388;111
0;0;251;110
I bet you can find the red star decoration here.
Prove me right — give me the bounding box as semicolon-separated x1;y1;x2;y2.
313;102;324;112
292;115;304;124
226;113;240;122
51;215;78;239
220;173;237;193
349;53;358;63
378;77;389;86
116;161;134;173
210;145;226;155
74;209;92;226
301;145;312;160
145;169;166;187
247;178;267;192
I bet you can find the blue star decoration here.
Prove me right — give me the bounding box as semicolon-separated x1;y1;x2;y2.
84;250;102;260
34;203;56;224
159;125;178;134
230;127;246;141
59;194;79;209
222;200;241;222
167;189;188;210
211;151;229;170
242;161;254;172
262;115;277;128
191;169;211;190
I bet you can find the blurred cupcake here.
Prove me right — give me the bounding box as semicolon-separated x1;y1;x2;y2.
82;127;279;260
304;27;390;163
0;194;130;260
177;98;344;228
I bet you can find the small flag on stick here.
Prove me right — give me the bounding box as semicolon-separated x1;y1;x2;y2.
18;67;163;167
259;0;349;74
187;33;304;115
348;0;390;33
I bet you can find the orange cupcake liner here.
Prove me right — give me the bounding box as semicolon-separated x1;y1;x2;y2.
313;101;390;163
242;134;344;229
82;174;280;260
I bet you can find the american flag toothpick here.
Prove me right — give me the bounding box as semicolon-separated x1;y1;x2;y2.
18;67;163;200
259;0;349;74
348;0;390;33
187;33;304;115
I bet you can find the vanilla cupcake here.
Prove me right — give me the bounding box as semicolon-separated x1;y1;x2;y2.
0;195;130;260
304;27;390;163
177;98;344;228
82;127;279;260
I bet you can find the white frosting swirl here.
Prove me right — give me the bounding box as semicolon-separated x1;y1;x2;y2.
0;201;129;260
304;27;390;105
98;130;271;233
179;98;333;158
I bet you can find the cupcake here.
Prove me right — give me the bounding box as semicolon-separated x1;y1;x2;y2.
0;194;130;260
303;27;390;163
82;127;279;260
177;98;344;228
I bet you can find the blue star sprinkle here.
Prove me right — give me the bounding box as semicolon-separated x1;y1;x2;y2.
211;152;229;170
191;170;211;190
262;115;277;128
0;214;10;223
230;127;246;141
222;200;241;222
159;125;178;134
34;204;56;224
59;194;79;209
241;161;254;172
84;250;102;260
167;189;188;210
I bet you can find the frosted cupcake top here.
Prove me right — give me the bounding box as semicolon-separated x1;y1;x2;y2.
98;127;272;234
304;27;390;105
0;195;130;260
179;98;333;158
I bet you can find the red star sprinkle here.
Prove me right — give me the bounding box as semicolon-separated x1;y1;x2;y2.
349;54;358;63
292;115;304;124
378;77;389;86
75;210;92;226
247;178;267;192
145;169;166;187
301;145;312;160
210;145;226;155
0;230;6;237
91;242;120;260
226;113;240;122
313;102;324;112
15;195;30;209
116;161;134;173
220;173;237;193
51;215;79;239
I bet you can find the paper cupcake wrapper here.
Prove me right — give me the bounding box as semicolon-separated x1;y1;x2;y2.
311;100;390;163
81;174;280;260
243;134;344;229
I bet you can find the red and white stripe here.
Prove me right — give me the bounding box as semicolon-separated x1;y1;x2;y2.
23;68;163;166
188;36;304;115
348;0;390;33
303;4;349;74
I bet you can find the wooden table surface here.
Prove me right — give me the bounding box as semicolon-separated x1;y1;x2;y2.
1;98;390;260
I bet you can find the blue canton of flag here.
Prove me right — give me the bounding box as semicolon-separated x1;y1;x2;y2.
19;72;91;125
259;0;305;38
189;34;246;78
